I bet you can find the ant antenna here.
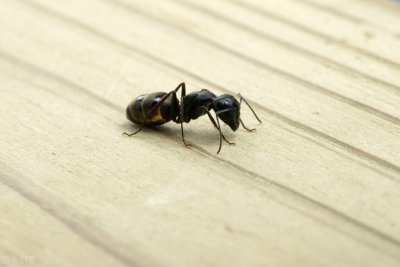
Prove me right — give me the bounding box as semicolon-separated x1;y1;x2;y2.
237;93;262;123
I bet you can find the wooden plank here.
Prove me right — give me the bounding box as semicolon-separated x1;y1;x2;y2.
2;0;400;240
1;0;400;266
372;0;400;12
0;46;399;267
233;0;400;66
302;0;400;35
17;0;400;169
116;0;400;122
167;0;400;100
0;175;127;267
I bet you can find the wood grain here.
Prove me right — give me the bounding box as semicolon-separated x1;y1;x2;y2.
303;0;400;35
0;0;399;266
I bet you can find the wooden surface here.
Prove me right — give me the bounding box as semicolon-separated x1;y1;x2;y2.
1;0;400;266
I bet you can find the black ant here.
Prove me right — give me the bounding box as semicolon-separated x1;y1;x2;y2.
123;83;262;154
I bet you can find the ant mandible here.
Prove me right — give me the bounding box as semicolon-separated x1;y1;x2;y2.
123;82;262;154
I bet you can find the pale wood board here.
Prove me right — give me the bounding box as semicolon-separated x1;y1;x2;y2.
0;0;399;266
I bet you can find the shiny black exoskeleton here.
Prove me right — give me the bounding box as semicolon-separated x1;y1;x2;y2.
124;83;262;154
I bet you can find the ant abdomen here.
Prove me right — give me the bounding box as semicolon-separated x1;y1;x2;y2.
126;92;178;126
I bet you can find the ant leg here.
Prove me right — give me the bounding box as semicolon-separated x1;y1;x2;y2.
176;84;192;147
146;82;185;121
122;126;144;136
237;93;262;123
197;107;226;154
123;104;144;136
214;113;223;154
123;102;148;136
239;118;256;132
180;122;191;147
197;106;235;145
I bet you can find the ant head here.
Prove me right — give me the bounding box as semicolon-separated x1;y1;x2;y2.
212;94;240;131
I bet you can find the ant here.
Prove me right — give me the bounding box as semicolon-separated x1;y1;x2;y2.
123;82;262;154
